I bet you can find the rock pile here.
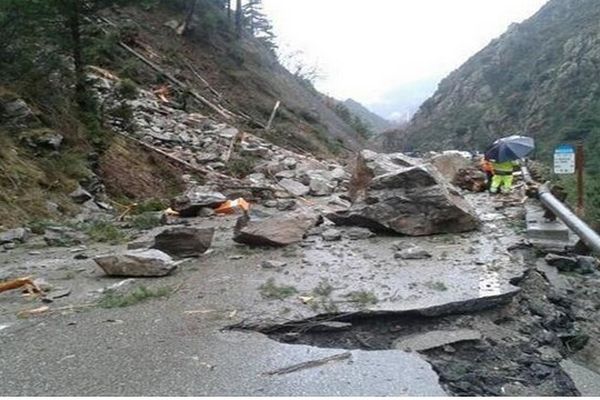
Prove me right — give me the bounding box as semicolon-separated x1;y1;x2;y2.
328;151;481;236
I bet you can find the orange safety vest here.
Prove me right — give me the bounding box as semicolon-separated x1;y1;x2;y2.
480;158;494;173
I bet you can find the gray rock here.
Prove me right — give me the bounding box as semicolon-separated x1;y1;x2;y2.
94;249;178;277
329;161;480;236
172;186;226;217
276;199;297;211
20;129;64;151
70;186;93;204
0;228;30;244
282;157;298;170
393;329;482;352
545;253;578;271
345;227;375;240
1;98;39;127
322;229;342;242
576;256;599;274
395;246;432;260
44;227;87;247
354;150;419;179
153;227;214;258
278;178;309;197
309;176;336;196
261;260;287;269
275;170;297;180
234;211;321;247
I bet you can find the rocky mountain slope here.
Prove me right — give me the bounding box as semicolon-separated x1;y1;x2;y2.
381;0;600;172
0;0;367;228
343;98;395;134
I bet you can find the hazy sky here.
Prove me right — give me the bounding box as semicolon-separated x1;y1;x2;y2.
262;0;548;111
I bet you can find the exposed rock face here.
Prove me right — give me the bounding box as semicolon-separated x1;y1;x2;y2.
94;249;177;277
234;211;321;246
152;227;214;258
171;186;226;217
329;152;480;236
380;0;600;162
0;97;40;128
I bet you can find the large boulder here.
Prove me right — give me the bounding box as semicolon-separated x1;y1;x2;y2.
171;186;226;217
94;249;178;277
152;227;214;258
348;150;420;200
428;151;473;182
234;211;321;246
328;162;480;236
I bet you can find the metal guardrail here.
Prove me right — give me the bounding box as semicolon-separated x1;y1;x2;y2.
521;165;600;254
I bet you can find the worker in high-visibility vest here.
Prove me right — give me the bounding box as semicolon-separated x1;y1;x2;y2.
480;156;494;189
489;159;520;194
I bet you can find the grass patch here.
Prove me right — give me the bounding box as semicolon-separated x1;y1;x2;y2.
133;198;167;214
83;220;128;244
98;285;172;309
344;290;378;306
312;280;334;297
131;212;163;230
259;278;298;300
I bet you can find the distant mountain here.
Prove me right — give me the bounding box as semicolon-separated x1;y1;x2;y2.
368;79;439;123
343;98;395;134
380;0;600;174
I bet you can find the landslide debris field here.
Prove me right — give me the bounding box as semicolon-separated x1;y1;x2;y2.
2;115;600;395
2;21;600;396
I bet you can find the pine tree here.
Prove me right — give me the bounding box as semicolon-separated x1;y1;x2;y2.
241;0;276;50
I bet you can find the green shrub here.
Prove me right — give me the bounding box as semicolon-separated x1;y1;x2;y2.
98;285;172;309
117;78;139;100
131;212;163;230
83;220;127;244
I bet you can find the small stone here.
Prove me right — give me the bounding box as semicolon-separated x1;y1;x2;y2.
395;246;432;260
576;256;599;275
345;227;375;240
261;260;287;269
322;229;342;242
545;253;578;271
70;186;93;204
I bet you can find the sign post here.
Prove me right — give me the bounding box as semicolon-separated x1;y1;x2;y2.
554;143;584;216
554;144;576;174
575;142;585;217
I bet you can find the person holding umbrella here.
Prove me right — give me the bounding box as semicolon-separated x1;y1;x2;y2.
485;135;535;194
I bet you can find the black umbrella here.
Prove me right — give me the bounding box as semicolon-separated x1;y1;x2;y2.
485;135;535;163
